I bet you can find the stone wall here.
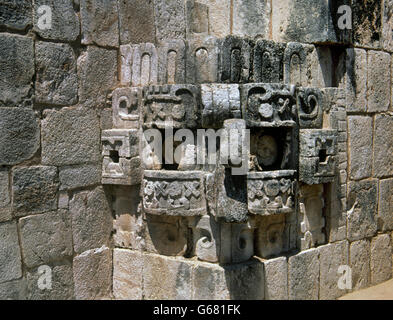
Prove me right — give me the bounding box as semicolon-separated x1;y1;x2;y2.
0;0;392;300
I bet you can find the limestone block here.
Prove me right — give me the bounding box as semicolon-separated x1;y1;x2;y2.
367;50;391;112
255;215;287;259
347;179;378;242
378;178;393;232
296;88;323;129
319;241;349;300
264;257;288;300
0;221;22;284
0;279;26;300
371;234;392;285
143;84;200;129
350;239;370;290
59;164;101;190
383;0;393;51
194;0;230;38
374;115;393;177
73;246;112;300
69;187;112;254
27;263;74;300
143;254;192;300
118;0;155;44
112;88;141;129
345;48;367;112
283;42;313;87
0;169;11;222
220;36;251;83
201;83;241;128
232;0;270;38
0;0;32;31
253;40;285;83
185;0;209;40
352;0;382;48
288;248;320;300
154;0;186;41
34;0;79;42
131;43;158;87
35;42;78;106
19;210;72;268
158;40;186;84
58;192;69;209
42;107;100;166
192;262;229;300
0;34;34;107
142;170;206;217
348;116;373;180
12;166;59;216
113;249;143;300
78;46;117;107
80;0;119;47
186;36;219;83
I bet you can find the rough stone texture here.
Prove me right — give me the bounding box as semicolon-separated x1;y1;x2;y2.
350;239;371;291
263;257;288;300
373;115;393;177
35;41;78;106
69;187;112;254
154;0;186;41
0;221;22;284
347;179;378;242
78;46;117;108
233;0;270;38
41;107;100;166
348;116;373;180
19;210;72;268
80;0;119;47
26;263;74;300
288;249;320;300
367;51;391;112
370;234;392;285
378;178;393;232
197;0;230;38
143;254;192;300
0;279;26;300
33;0;80;42
118;0;155;44
59;164;101;190
0;0;32;31
319;241;349;300
0;34;34;107
0;169;11;222
12;166;59;216
346;48;367;112
383;0;393;51
73;246;112;300
113;249;143;300
185;0;209;40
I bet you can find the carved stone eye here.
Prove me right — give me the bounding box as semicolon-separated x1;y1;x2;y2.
258;103;273;119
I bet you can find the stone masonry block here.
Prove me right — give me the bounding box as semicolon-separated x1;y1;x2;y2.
0;0;32;31
350;239;371;291
0;221;22;284
370;234;392;285
374;114;393;177
0;169;11;222
59;164;101;190
378;178;393;232
264;257;288;300
154;0;186;41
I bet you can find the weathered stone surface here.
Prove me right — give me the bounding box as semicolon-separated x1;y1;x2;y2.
27;263;74;300
347;179;378;242
143;254;192;300
113;249;143;300
12;166;59;216
0;34;34;107
59;164;101;190
80;0;119;47
35;41;78;106
185;0;209;39
42;107;100;166
0;221;22;283
352;0;382;48
0;279;26;300
69;187;112;254
253;40;285;83
192;262;229;300
34;0;79;41
367;51;391;112
378;179;393;232
158;40;186;84
348;116;373;180
350;239;370;291
383;0;393;51
78;46;117;107
19;210;72;268
283;42;312;86
118;0;155;44
0;108;39;165
233;0;270;38
0;0;32;31
73;246;112;300
154;0;186;41
288;249;320;300
374;115;393;177
196;0;230;38
370;234;392;285
0;169;11;222
345;48;367;112
264;257;288;300
319;241;349;300
112;87;141;129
